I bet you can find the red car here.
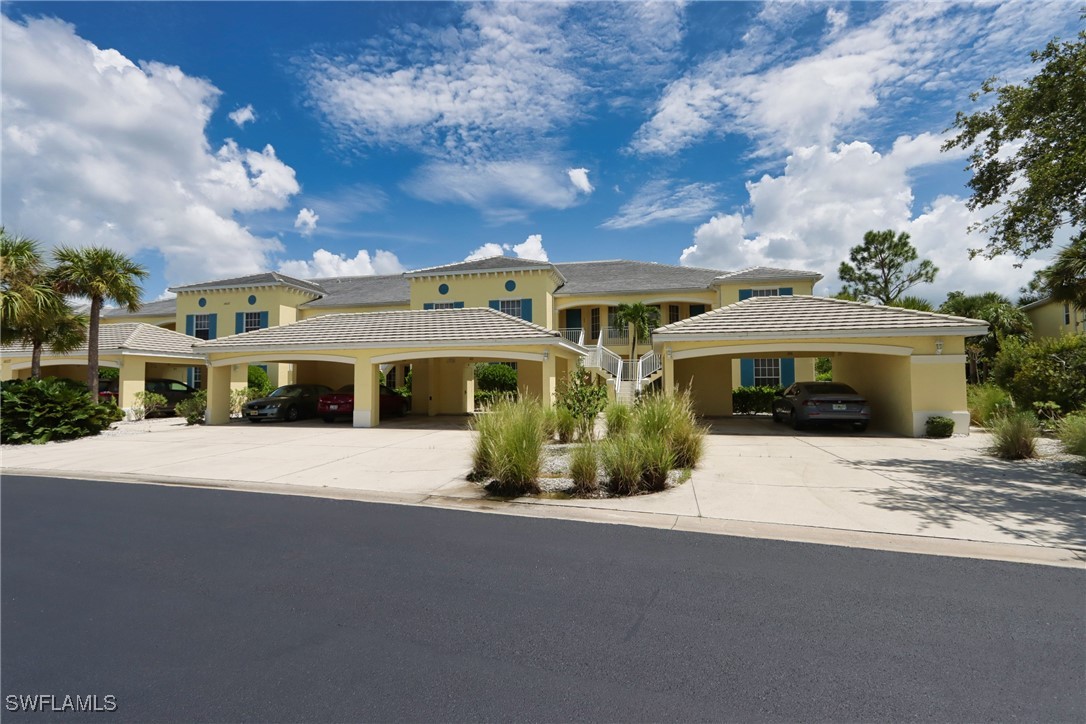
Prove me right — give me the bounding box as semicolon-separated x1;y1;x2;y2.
318;384;409;422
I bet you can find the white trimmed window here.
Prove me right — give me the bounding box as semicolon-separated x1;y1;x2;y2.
1065;304;1072;325
193;314;210;340
243;312;263;333
192;367;203;388
669;305;680;324
499;299;522;318
432;302;458;310
590;308;601;339
750;289;780;297
753;358;781;387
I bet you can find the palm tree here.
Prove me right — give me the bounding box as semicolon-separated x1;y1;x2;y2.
1;229;66;343
18;306;88;379
940;291;1032;382
1042;239;1086;311
612;302;660;368
52;246;148;398
888;295;935;312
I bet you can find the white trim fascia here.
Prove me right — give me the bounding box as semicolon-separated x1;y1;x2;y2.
170;281;322;297
554;294;714;308
2;350;201;363
911;354;968;364
652;325;989;342
7;359;124;371
667;342;913;360
209;353;356;368
1019;297;1052;311
370;348;549;364
405;265;566;285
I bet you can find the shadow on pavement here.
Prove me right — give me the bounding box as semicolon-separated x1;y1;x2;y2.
848;455;1086;548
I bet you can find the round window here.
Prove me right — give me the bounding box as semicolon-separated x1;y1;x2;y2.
248;295;257;305
198;297;207;308
505;280;516;292
438;283;449;295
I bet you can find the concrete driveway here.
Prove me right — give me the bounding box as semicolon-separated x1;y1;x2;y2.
2;414;1082;566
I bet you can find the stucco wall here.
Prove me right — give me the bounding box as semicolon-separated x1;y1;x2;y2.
675;356;733;416
409;269;558;329
833;353;913;435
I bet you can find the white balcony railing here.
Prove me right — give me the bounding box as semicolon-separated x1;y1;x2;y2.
558;327;585;346
636;350;662;390
605;326;629;344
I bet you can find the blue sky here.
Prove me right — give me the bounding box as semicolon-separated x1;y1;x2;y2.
1;1;1080;302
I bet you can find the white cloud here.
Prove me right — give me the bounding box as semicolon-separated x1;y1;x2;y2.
601;180;719;230
1;16;300;285
228;104;256;127
567;168;594;195
278;248;405;278
294;208;319;236
404;159;587;220
678;136;1047;300
632;2;1078;156
465;234;550;262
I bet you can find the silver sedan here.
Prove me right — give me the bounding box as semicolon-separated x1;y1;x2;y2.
772;382;872;432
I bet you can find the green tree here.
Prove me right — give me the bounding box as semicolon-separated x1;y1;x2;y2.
943;28;1086;260
992;334;1086;413
940;291;1032;383
52;246;148;398
887;295;935;312
612;302;660;366
1;229;66;343
1042;239;1086;310
838;229;938;305
19;306;88;381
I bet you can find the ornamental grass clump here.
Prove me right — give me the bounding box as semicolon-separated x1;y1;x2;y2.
1057;412;1086;458
989;411;1039;460
470;398;545;496
638;434;674;492
967;384;1014;426
600;433;646;496
633;390;707;469
554;405;577;443
569;442;599;495
604;402;633;437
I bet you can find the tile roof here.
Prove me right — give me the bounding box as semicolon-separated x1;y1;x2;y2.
102;298;178;318
715;266;824;282
405;255;561;278
196;308;562;351
2;323;201;358
169;272;325;296
552;260;727;295
653;296;989;339
300;274;411;308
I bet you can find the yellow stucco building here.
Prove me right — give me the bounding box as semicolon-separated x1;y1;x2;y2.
1022;297;1084;339
2;255;988;436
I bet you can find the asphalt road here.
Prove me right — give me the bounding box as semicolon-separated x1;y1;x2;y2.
2;475;1083;723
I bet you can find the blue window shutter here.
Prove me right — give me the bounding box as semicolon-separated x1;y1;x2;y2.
566;309;582;329
740;359;754;387
185;314;195;336
489;300;500;311
259;311;268;329
739;289;753;301
521;299;532;322
780;287;793;296
453;302;465;309
780;358;795;386
186;367;194;387
689;304;706;316
423;303;434;310
235;312;244;334
208;314;217;339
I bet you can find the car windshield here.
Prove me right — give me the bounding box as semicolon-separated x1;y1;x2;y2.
335;385;353;394
804;383;857;395
269;386;304;398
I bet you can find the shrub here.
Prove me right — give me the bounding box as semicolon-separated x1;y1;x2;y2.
815;357;832;382
468;404;501;480
247;366;274;398
175;390;207;425
638;433;674;492
967;384;1014;426
229;388;249;417
569;443;599;495
0;377;123;444
604;402;633;437
542;405;558;441
99;367;119;381
555;368;607;441
992;334;1086;413
731;385;785;415
554;405;577;443
474;389;516;410
988;412;1039;460
600;434;645;496
474;363;519;392
1057;413;1086;458
925;415;955;438
132;391;168;420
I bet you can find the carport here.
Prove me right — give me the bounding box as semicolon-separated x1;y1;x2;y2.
0;322;204;413
653;296;987;437
195;308;584;427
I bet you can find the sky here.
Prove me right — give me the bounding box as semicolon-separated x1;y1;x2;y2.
1;1;1080;303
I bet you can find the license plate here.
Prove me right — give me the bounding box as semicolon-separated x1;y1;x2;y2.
329;404;338;411
832;404;847;411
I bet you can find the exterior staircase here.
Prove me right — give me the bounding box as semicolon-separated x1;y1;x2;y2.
577;331;662;404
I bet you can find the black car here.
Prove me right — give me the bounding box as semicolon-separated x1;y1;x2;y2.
99;377;197;415
772;382;872;431
244;384;333;422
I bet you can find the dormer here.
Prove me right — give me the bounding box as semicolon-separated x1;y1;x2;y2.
713;267;823;306
405;255;565;329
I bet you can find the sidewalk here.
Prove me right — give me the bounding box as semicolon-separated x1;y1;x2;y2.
3;416;1083;568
